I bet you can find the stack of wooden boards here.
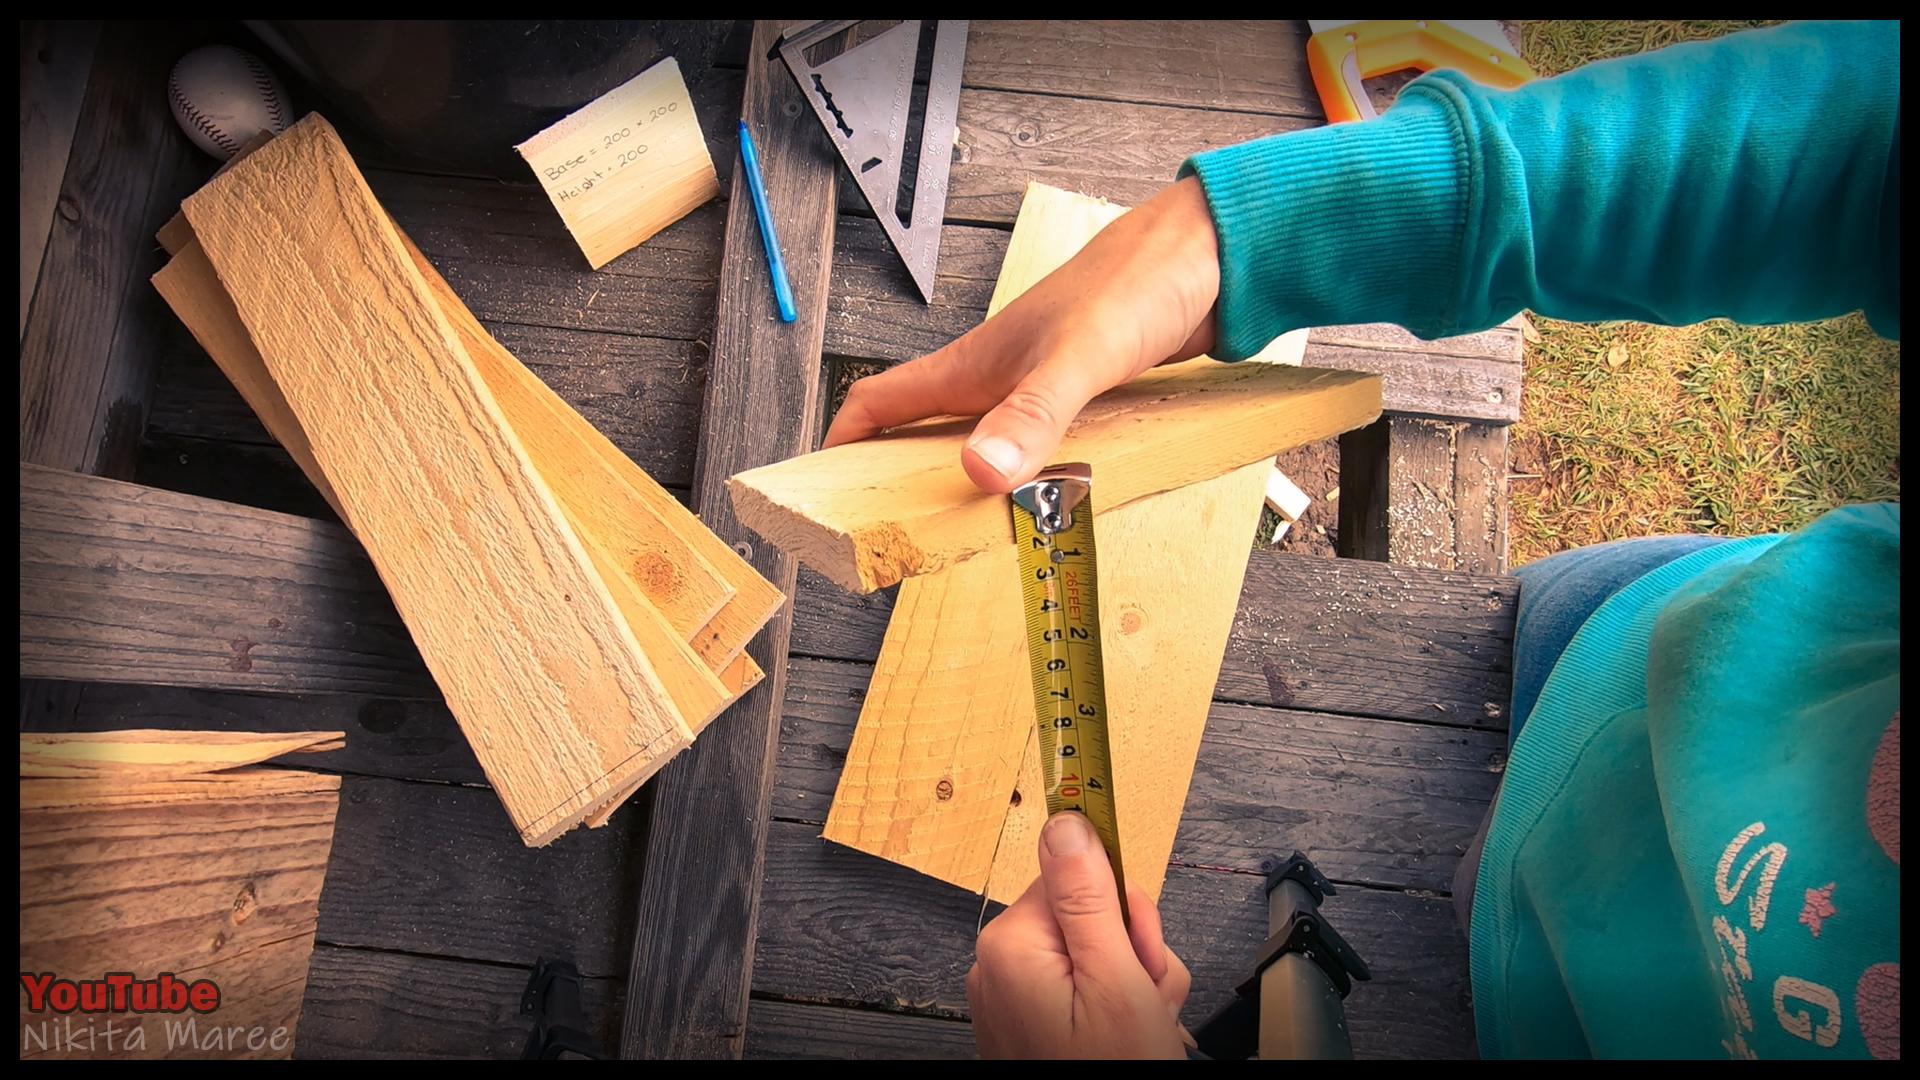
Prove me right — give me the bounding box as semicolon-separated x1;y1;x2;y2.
728;183;1385;903
19;731;344;1060
150;115;785;845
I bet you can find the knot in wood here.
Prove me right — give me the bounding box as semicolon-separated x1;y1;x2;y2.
935;777;954;801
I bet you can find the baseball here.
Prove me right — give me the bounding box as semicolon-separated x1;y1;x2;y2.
167;45;291;160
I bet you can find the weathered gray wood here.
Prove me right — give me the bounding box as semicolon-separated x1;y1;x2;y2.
19;20;101;339
1452;423;1511;576
947;88;1315;223
964;20;1321;118
297;946;621;1060
146;320;712;490
745;999;977;1060
774;657;1504;892
64;683;484;785
20;21;205;478
19;464;430;697
789;550;1517;729
622;20;841;1060
137;431;348;523
752;820;1475;1059
1306;342;1519;424
317;776;637;979
1339;417;1513;575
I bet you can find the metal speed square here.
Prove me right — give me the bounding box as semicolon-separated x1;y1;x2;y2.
776;20;968;303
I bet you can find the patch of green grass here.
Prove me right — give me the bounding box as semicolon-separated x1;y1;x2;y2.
1506;21;1900;566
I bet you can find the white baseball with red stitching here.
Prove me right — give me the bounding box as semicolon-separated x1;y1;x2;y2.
167;45;290;161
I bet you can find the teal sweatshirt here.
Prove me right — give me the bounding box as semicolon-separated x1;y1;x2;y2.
1182;21;1901;1060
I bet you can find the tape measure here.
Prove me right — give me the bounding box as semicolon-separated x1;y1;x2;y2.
1011;463;1128;924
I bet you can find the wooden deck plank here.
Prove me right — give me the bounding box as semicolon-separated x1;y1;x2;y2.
19;21;206;478
751;820;1475;1059
19;465;431;698
315;775;636;979
964;20;1320;118
745;999;976;1060
790;550;1517;729
19;20;102;339
620;20;841;1059
777;658;1503;894
297;946;622;1060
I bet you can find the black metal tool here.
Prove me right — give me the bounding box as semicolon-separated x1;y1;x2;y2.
520;957;606;1060
776;20;968;303
1191;852;1372;1060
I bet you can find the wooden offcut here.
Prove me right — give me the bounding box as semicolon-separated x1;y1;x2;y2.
181;115;692;845
820;181;1378;903
19;730;343;1060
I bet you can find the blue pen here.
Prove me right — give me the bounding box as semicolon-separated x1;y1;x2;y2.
737;120;797;323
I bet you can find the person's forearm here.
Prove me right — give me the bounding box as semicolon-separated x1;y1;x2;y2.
1181;20;1901;359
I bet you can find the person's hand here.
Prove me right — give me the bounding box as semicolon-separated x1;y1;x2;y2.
966;812;1192;1058
822;176;1221;493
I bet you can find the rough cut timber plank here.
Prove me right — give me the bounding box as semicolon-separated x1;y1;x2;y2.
20;765;341;1060
160;157;782;674
151;242;346;518
182;115;690;846
621;19;841;1060
19;463;433;698
730;362;1379;595
19;728;343;779
62;684;485;785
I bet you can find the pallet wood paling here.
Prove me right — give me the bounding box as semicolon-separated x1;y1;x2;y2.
179;114;695;845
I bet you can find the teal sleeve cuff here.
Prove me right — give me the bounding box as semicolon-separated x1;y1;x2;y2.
1179;93;1472;361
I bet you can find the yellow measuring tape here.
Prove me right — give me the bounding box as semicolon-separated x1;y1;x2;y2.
1011;463;1128;924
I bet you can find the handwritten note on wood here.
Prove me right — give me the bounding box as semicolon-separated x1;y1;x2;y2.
516;57;720;269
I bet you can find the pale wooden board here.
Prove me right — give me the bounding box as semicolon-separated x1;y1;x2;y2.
730;361;1377;594
152;242;347;519
182;115;690;846
516;56;720;270
823;180;1317;902
157;218;779;667
983;461;1269;903
729;181;1379;594
19;768;340;1060
825;460;1270;901
155;229;767;774
19;729;343;779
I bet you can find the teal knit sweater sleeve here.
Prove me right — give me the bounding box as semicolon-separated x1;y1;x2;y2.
1180;21;1901;360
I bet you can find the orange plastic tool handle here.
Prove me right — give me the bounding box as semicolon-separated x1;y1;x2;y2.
1307;20;1535;124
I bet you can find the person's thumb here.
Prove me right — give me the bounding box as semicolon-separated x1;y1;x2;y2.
1037;813;1138;978
961;353;1108;494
